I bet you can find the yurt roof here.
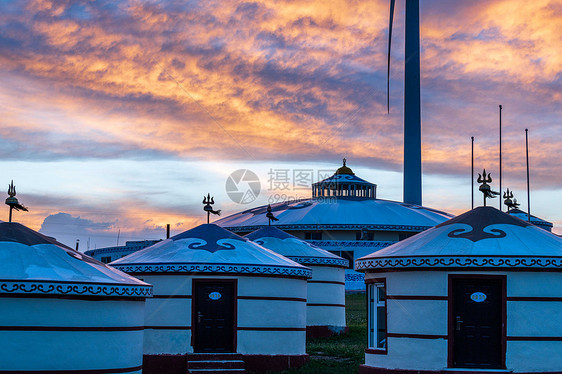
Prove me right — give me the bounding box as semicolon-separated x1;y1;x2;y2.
507;208;553;230
0;221;152;298
245;226;348;267
111;224;312;279
215;198;453;233
355;206;562;272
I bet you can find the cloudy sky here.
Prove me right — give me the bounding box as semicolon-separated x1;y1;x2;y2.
1;0;561;249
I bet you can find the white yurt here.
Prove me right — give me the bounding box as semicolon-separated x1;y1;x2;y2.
245;226;348;337
111;223;312;374
0;221;152;374
355;206;562;374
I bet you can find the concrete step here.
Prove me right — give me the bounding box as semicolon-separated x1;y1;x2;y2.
188;360;245;369
187;353;246;374
189;370;246;374
187;353;243;361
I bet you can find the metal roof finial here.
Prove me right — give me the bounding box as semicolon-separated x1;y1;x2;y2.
266;204;279;226
5;180;28;222
503;189;520;211
202;193;221;224
477;169;500;207
342;158;347;167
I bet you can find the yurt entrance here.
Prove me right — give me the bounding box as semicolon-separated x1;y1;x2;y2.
449;275;505;369
192;279;237;353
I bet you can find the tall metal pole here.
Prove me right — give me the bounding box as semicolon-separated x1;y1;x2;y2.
471;136;474;209
499;105;502;211
8;206;13;223
403;0;422;206
525;128;531;222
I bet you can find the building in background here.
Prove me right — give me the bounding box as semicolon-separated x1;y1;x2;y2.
85;240;161;263
216;161;453;290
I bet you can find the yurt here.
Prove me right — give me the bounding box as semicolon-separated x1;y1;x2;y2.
355;206;562;373
111;223;312;374
245;226;348;337
0;221;152;374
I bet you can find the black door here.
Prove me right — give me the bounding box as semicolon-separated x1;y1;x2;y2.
193;280;236;353
452;278;503;368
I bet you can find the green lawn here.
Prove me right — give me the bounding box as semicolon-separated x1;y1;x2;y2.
253;293;367;374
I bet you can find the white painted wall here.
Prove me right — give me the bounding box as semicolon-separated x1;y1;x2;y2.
364;338;447;370
0;298;144;373
507;341;562;372
387;300;447;336
143;329;191;355
307;265;346;327
237;331;306;354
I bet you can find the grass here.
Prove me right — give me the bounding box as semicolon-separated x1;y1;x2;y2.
253;293;367;374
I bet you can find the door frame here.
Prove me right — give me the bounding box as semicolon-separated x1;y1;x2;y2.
447;274;506;369
191;278;238;353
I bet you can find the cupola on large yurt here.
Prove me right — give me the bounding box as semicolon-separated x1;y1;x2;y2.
0;219;152;374
355;204;562;374
111;201;312;374
245;223;348;337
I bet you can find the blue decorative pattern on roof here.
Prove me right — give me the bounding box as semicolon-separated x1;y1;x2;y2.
355;256;562;271
228;224;433;233
172;224;246;252
309;240;395;249
0;280;153;297
182;238;238;253
437;206;530;243
286;256;348;267
112;263;312;279
345;273;365;282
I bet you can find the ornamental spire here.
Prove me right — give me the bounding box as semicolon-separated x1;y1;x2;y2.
202;193;221;224
265;204;279;226
477;169;500;207
5;180;28;223
503;189;520;211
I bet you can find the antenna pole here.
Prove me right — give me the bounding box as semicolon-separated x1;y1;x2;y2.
471;136;474;209
525;128;531;222
166;224;170;239
499;105;502;211
116;229;120;246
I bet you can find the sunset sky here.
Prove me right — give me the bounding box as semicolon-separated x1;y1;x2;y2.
1;0;561;249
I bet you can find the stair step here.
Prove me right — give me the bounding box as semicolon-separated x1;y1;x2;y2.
189;370;245;374
188;360;245;369
186;353;246;373
187;353;243;361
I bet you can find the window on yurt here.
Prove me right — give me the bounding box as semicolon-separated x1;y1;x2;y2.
305;232;323;240
328;250;354;269
368;282;386;350
356;230;374;240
